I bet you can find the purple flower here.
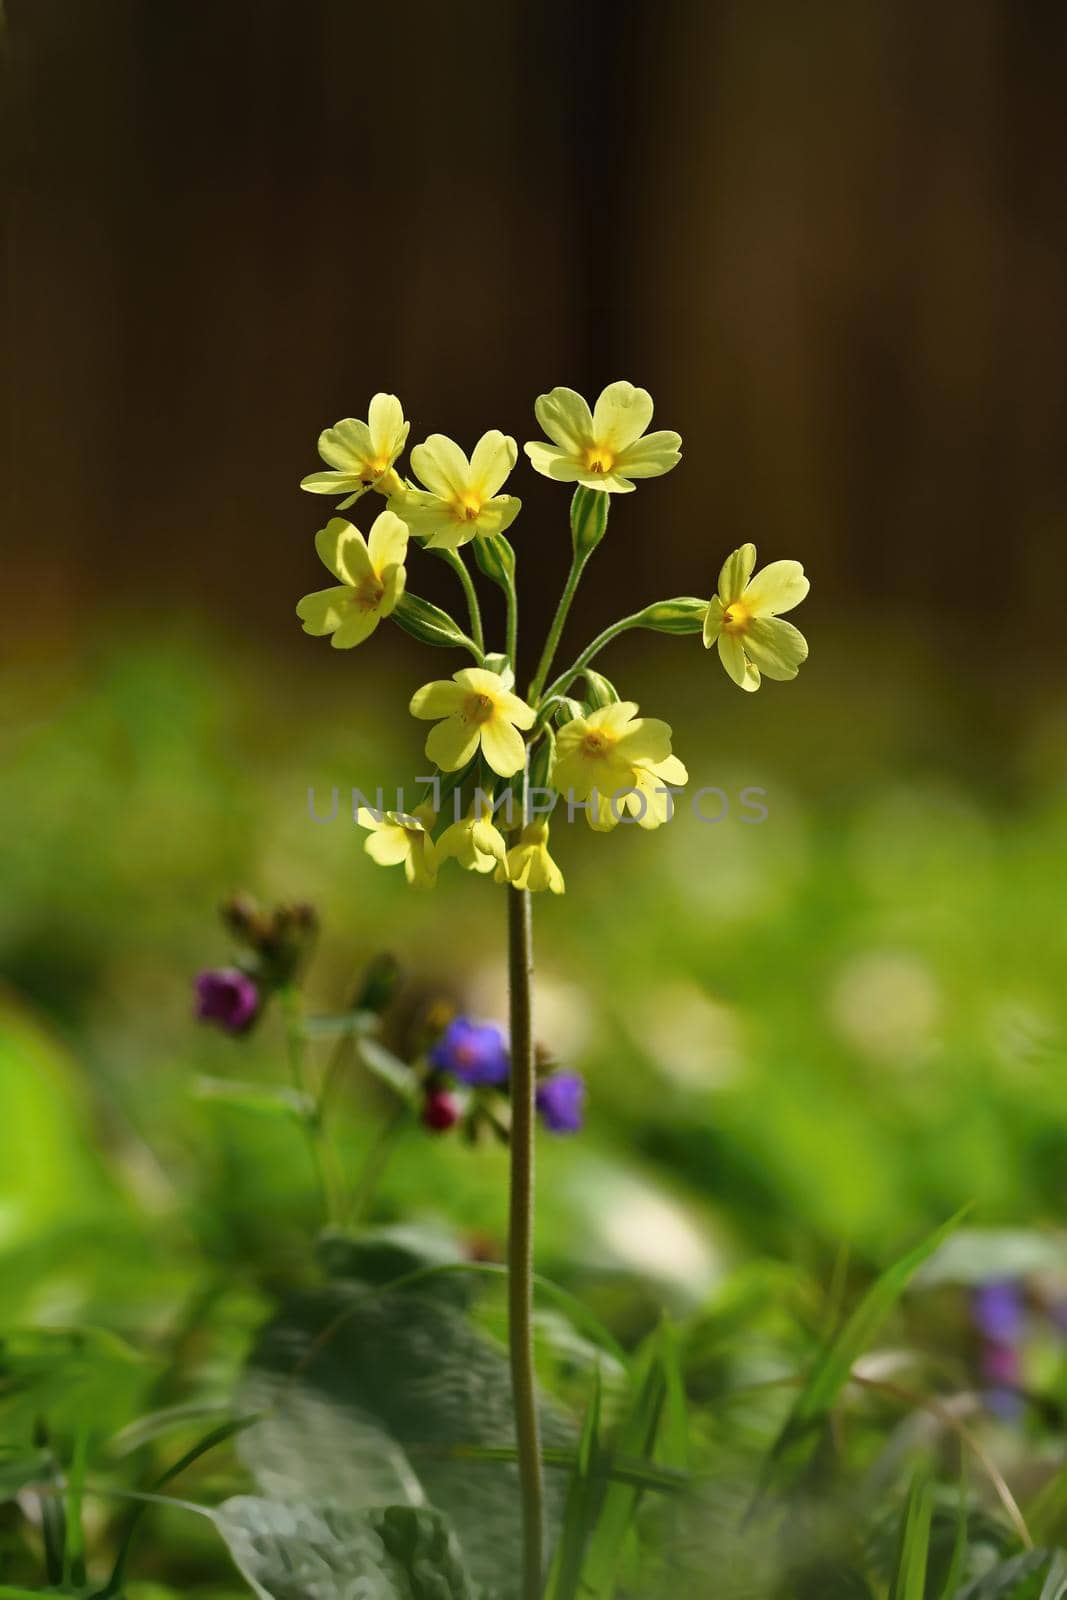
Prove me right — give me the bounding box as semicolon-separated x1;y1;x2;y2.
430;1018;510;1087
195;968;260;1034
973;1280;1024;1344
536;1071;585;1134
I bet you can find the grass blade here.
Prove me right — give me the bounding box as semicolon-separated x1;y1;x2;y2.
544;1365;603;1600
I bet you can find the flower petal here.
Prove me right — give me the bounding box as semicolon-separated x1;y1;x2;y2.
523;441;583;482
471;817;507;862
702;596;724;648
592;381;654;449
495;690;537;729
331;606;380;649
426;716;480;771
315;517;369;583
388;489;452;542
717;632;761;691
411;434;470;497
587;702;640;735
364;824;410;866
717;544;757;605
614;430;682;480
296;586;351;635
409;679;467;719
469;431;518;498
367;509;409;573
534;387;594;451
572;471;636;494
367;393;407;459
741;616;808;680
300;471;367;497
743;560;810;616
474;495;521;538
379;562;405;616
479;716;525;777
318;418;372;470
613;717;673;765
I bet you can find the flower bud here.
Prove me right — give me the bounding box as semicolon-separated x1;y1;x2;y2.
482;652;515;688
422;1089;461;1133
355;952;401;1017
570;486;609;558
554;697;586;727
633;597;708;635
393;592;472;651
528;726;556;793
195;968;260;1034
472;533;516;588
582;669;619;709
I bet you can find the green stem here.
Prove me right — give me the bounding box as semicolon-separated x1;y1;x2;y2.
528;549;590;705
279;986;344;1226
349;1101;409;1224
507;765;545;1600
438;549;485;655
538;612;644;715
505;573;518;674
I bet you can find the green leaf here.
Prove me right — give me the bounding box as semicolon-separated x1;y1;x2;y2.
545;1368;602;1600
0;1448;51;1500
213;1498;476;1600
194;1078;314;1120
298;1009;377;1041
239;1285;576;1600
354;1037;420;1104
578;1326;672;1599
891;1469;933;1600
959;1550;1059;1600
764;1213;964;1477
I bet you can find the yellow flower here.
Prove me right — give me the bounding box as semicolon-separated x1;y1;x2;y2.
524;381;681;494
356;802;438;888
409;668;535;777
296;512;408;649
436;805;508;875
552;702;688;831
495;821;565;894
389;431;521;550
300;394;409;509
703;544;810;692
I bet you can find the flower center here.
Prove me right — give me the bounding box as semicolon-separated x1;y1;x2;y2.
464;692;496;725
722;601;750;634
583;445;616;474
580;730;613;758
454;491;483;523
354;575;385;611
361;455;391;481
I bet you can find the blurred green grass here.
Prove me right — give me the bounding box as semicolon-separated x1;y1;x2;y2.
2;618;1066;1334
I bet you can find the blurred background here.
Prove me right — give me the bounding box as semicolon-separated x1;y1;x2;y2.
3;0;1067;1354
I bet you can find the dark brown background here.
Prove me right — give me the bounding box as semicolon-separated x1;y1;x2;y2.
5;0;1066;676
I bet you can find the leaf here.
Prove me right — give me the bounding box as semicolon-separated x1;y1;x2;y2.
213;1498;476;1600
355;1038;420;1104
239;1285;575;1600
764;1213;964;1478
194;1078;314;1120
545;1368;602;1600
298;1010;377;1041
578;1326;670;1600
0;1448;51;1499
891;1469;933;1600
958;1550;1059;1600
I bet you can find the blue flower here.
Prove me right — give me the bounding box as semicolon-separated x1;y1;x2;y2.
536;1071;585;1134
430;1017;510;1086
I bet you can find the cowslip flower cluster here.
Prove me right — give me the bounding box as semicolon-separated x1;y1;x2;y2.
295;381;811;903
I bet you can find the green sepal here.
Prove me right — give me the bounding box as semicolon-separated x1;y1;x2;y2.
393;592;474;652
570;486;609;558
633;596;708;635
472;533;516;588
554;696;587;728
582;668;619;708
